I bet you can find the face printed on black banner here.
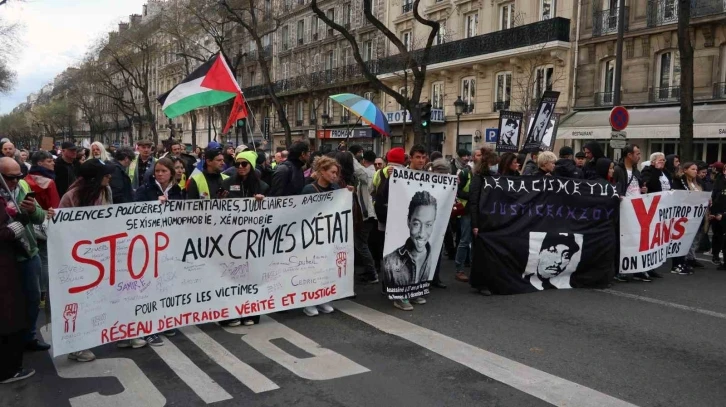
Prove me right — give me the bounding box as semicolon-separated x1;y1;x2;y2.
501;119;519;146
524;232;582;290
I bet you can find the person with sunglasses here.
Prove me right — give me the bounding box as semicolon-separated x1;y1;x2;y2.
0;157;51;354
220;151;268;326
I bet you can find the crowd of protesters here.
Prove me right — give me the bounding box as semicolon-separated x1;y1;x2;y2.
0;134;723;384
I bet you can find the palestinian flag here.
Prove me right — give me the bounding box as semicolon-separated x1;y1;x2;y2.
157;52;241;119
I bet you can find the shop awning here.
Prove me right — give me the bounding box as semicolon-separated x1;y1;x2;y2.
557;105;726;139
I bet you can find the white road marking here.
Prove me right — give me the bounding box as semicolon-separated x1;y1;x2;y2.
40;324;166;407
150;336;232;404
599;289;726;320
179;325;280;393
336;301;638;407
222;315;370;380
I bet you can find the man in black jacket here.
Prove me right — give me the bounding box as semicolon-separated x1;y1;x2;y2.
269;141;309;197
109;147;135;204
612;144;645;197
554;146;583;178
54;142;80;197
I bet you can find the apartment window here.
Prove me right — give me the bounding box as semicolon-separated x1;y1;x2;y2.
398;86;408;110
461;76;475;113
534;65;554;101
402;31;412;51
500;2;515;30
312;16;318;39
391;136;404;148
436;21;446;45
264;0;272;15
457;135;472;153
343;48;351;66
297;101;304;121
540;0;554;20
326;8;335;36
325;98;333;116
282;62;289;79
431;81;444;109
343;3;352;26
363;40;373;62
602;59;615;98
282;26;289;49
326;50;334;70
657;51;680;100
297;20;304;45
249;70;255;86
494;72;511;111
465;12;478;38
364;91;374;100
661;0;678;24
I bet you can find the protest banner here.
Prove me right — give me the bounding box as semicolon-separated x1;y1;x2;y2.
470;176;619;294
495;111;523;153
522;91;560;153
619;190;710;274
47;190;355;356
381;167;457;300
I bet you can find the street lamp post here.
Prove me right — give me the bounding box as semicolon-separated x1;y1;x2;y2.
454;96;466;150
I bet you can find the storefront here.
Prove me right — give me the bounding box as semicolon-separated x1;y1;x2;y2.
557;105;726;163
385;108;448;154
316;127;382;154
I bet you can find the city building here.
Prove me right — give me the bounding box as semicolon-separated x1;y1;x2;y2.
560;0;726;162
377;0;575;156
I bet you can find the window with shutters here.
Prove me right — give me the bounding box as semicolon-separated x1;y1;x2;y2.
436;21;446;45
297;20;304;45
431;81;444;109
402;31;412;51
500;2;515;30
494;72;512;111
533;65;554;102
461;76;475;114
465;12;478;38
363;40;373;61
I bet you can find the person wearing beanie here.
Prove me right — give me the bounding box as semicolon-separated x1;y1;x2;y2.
554;145;582;179
220;151;268;326
187;149;229;200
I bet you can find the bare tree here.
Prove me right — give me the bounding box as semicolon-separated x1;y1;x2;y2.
311;0;439;144
678;0;693;159
0;14;20;94
219;0;294;146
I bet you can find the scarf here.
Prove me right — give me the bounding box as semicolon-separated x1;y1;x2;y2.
29;165;56;180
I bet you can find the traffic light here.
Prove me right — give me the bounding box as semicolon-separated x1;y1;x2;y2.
236;118;246;128
420;102;432;128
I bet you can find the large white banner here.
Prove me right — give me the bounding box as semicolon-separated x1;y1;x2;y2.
381;167;457;299
619;190;710;274
48;190;355;356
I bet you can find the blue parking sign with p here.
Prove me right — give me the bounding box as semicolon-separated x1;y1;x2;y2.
486;128;499;143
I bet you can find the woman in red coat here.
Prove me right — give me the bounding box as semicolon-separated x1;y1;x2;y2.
0;196;35;383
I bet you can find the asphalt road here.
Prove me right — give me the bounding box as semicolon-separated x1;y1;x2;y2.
2;256;726;407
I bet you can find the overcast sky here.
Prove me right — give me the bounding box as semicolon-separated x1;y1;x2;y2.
0;0;148;114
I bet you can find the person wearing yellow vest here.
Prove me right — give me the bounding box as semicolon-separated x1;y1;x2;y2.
187;149;229;199
128;139;155;191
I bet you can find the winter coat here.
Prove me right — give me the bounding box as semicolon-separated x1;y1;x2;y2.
54;157;79;198
612;162;642;197
26;166;60;210
711;174;726;215
522;160;538;176
641;165;670;193
582;142;605;180
59;185;113;208
554;158;583;179
0;198;26;335
594;157;613;183
135;178;184;202
221;173;269;199
109;160;133;204
1;184;46;261
269;159;306;197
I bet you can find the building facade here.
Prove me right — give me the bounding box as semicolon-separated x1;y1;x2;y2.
560;0;726;162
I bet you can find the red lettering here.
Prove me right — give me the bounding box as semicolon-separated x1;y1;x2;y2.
632;196;660;251
193;312;201;323
69;240;104;294
221;308;229;318
650;223;661;250
127;235;149;280
101;328;110;344
671;217;688;240
95;232;128;286
154;232;169;278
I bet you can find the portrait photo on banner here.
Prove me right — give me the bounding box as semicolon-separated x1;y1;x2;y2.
382;168;457;298
522;90;560;153
495;110;523;153
523;232;583;290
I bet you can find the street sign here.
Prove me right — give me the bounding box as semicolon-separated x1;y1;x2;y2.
485;128;499;143
610;130;627;139
609;106;629;131
610;139;627;149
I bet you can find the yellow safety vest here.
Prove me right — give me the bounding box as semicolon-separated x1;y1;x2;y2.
458;170;471;208
372;166;393;189
191;172;229;199
178;173;187;190
19;179;31;193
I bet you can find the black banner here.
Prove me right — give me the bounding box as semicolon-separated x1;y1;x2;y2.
470;176;619;294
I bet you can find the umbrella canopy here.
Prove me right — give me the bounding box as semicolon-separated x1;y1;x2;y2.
329;93;391;136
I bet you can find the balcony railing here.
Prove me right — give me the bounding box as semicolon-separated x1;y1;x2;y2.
296;119;303;126
647;0;726;27
402;2;413;13
377;17;570;74
493;101;510;112
595;91;614;106
261;45;272;59
651;86;681;102
593;7;629;37
242;61;379;98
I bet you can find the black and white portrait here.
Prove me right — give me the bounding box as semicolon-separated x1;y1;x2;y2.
522;91;560;153
383;190;438;286
523;232;583;290
501;119;519;146
527;103;553;144
496;111;523;153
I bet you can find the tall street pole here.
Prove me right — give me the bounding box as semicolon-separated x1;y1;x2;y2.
610;0;626;161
